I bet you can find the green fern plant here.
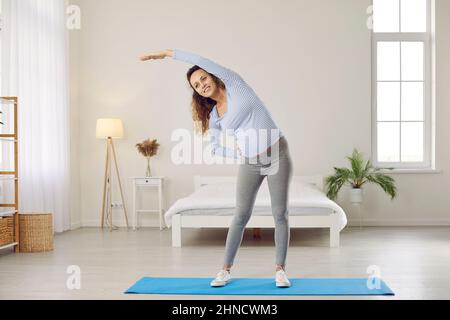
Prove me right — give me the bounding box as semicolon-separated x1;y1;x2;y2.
325;148;397;201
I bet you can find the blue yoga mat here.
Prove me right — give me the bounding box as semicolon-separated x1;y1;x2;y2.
125;277;394;296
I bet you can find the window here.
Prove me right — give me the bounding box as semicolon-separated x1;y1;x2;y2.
372;0;434;169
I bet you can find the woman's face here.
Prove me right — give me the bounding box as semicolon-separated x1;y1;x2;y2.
189;69;219;98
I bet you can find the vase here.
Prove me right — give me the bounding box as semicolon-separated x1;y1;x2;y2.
349;188;363;204
145;158;152;177
349;188;364;229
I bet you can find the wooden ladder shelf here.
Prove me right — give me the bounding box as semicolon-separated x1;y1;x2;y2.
0;97;20;252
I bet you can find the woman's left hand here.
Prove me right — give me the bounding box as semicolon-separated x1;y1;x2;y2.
140;49;173;61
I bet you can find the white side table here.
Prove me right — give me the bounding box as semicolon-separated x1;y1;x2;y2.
131;176;165;230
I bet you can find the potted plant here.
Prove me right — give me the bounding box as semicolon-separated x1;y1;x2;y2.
135;138;160;177
325;148;397;204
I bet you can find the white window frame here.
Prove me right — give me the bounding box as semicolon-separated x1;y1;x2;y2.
371;0;435;169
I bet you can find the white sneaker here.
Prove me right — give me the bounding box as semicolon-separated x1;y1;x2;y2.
275;270;291;288
210;270;232;287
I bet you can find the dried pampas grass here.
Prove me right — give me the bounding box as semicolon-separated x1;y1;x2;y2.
136;139;160;158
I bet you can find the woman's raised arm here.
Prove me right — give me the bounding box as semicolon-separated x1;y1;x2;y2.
140;49;241;84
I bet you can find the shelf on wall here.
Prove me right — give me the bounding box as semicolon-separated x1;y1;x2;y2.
0;96;19;253
0;242;19;251
0;210;18;217
0;177;18;181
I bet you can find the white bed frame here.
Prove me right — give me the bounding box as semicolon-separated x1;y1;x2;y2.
171;175;341;248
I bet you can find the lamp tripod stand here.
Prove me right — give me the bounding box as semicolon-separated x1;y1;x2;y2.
101;137;129;231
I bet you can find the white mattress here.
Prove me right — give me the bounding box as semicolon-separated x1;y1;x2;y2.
179;206;333;216
164;180;348;231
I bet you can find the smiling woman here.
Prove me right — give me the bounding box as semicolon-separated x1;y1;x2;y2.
140;49;285;159
140;48;293;289
186;64;229;131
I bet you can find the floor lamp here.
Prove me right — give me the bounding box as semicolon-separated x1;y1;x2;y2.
96;118;130;231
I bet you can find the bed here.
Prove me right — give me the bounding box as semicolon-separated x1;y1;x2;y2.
164;175;347;248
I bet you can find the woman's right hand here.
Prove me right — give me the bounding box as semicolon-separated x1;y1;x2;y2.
140;49;173;61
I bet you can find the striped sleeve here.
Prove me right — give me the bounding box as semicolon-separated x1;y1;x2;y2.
208;119;240;159
173;49;241;83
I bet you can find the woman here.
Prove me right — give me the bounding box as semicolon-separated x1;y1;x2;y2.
140;49;293;288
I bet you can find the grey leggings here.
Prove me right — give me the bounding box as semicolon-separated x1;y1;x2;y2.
223;136;293;268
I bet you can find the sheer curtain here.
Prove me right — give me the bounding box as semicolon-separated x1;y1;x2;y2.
1;0;71;232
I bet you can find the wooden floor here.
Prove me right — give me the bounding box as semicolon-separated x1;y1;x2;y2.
0;226;449;300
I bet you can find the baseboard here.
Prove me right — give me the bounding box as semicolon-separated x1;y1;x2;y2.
81;218;162;228
70;221;82;230
347;218;450;227
80;218;450;228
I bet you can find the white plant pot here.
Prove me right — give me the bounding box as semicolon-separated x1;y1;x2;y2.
349;188;364;204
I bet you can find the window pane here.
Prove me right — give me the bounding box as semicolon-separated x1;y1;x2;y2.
402;82;424;121
377;82;400;121
401;122;424;162
377;42;400;81
401;0;427;32
378;122;400;162
401;42;424;81
373;0;400;32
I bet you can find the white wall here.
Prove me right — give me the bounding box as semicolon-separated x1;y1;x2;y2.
69;0;450;228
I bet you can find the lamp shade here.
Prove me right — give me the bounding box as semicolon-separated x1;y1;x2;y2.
96;118;124;139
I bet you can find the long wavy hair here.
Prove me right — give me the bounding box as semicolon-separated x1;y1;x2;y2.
186;66;225;136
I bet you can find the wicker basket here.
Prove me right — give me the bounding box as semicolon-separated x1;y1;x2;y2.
19;213;53;252
0;216;15;247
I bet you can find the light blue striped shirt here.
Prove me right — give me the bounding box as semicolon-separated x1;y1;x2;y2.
173;49;284;159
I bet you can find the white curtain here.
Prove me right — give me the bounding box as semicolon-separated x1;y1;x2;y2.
1;0;71;233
